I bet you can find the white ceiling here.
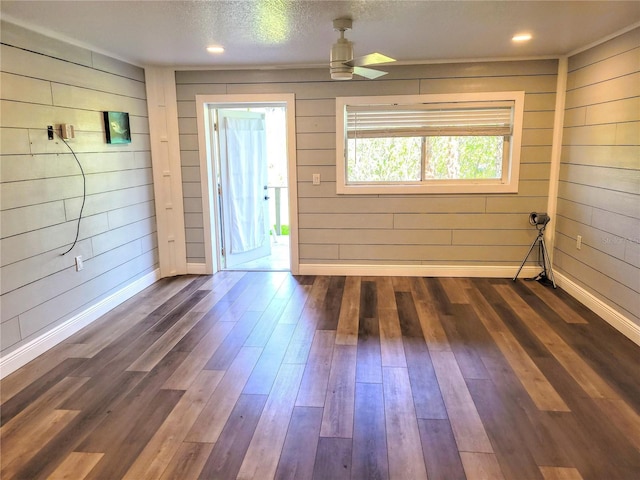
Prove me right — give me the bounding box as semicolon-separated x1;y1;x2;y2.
2;1;639;69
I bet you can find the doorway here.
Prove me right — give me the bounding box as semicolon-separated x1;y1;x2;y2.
196;94;298;275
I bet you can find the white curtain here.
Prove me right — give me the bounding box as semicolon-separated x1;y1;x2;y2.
225;116;267;253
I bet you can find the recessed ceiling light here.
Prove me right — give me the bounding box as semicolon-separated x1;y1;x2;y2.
206;45;224;54
512;33;532;43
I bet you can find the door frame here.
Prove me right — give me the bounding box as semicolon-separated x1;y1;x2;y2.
195;94;299;274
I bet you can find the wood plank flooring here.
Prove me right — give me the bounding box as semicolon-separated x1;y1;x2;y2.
1;272;639;480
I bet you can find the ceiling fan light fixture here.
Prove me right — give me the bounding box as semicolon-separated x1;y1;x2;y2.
328;17;395;80
331;70;353;80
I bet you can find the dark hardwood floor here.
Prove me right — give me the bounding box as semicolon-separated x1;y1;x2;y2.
1;272;639;479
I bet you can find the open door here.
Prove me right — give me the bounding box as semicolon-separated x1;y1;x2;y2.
218;110;271;268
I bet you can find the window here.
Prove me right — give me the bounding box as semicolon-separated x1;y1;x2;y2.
336;92;525;194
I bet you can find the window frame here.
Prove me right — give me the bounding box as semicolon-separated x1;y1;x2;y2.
336;91;525;194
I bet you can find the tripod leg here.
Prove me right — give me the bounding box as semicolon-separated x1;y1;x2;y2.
513;236;539;281
540;238;557;288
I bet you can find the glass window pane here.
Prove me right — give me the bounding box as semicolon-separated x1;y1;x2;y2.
424;136;503;180
347;137;422;183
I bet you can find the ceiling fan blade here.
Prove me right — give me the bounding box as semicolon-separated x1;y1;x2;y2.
345;52;395;67
353;66;388;79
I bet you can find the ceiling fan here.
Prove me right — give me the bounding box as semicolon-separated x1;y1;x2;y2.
330;18;396;80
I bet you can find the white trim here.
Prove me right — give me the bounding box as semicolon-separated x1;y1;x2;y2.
555;272;640;347
298;263;540;278
187;263;208;275
145;67;188;277
0;269;160;380
545;56;568;263
195;93;299;276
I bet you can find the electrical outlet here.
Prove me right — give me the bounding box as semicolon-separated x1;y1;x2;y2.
576;235;582;250
47;125;54;140
312;173;321;185
75;255;84;271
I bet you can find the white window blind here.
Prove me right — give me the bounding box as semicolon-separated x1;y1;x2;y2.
347;101;515;138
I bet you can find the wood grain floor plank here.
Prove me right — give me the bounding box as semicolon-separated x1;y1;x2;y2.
382;366;428;480
277;284;312;325
479;354;574;469
1;376;88;440
203;310;262;370
403;336;448;420
127;308;208;372
437;304;492;380
439;277;471;304
197;394;268;480
375;277;397;310
320;345;357;438
1;273;637;480
47;452;103;480
1;409;79;478
379;308;407;368
351;382;389;480
418;418;466;480
186;346;263;443
336;276;361;345
305;276;331;310
0;343;92;404
296;330;335;407
123;370;223;480
282;307;321;364
355;316;383;384
391;275;412;292
460;452;506;480
312;437;352;480
275;406;323;480
495;284;624;400
410;277;452;352
244;297;288;347
162;320;236;390
316;276;345;330
466;377;544;480
237;363;306;480
431;351;494;454
466;285;570;412
10;369;146;479
75;350;188;453
0;357;86;425
159;441;214;480
522;281;589;324
533;357;640;478
170;299;233;353
539;466;585;480
243;323;296;395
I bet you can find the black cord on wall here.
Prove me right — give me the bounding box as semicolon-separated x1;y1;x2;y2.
55;130;87;256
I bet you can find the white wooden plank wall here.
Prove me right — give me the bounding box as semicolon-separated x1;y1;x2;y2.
0;22;157;353
556;27;640;327
175;60;558;266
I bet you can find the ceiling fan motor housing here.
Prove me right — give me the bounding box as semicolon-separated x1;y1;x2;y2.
330;37;354;80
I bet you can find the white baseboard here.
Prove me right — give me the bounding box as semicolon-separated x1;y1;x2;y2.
298;263;540;278
555;272;640;347
187;263;208;275
0;269;161;380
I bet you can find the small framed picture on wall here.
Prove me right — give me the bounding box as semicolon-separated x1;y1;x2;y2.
104;111;131;144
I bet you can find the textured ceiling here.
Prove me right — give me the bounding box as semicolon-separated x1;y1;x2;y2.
1;1;639;68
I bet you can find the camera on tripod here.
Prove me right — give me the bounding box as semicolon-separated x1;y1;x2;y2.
513;212;556;288
529;212;550;228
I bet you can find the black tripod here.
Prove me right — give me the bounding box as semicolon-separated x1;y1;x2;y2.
513;220;556;288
